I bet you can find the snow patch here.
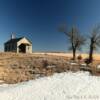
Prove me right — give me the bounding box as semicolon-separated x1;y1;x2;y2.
0;71;100;100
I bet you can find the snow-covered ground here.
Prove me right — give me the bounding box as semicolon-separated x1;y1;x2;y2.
0;71;100;100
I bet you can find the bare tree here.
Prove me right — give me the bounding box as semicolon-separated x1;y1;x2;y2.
88;25;100;63
59;25;85;60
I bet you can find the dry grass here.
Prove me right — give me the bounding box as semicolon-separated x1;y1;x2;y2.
0;52;100;84
0;52;70;84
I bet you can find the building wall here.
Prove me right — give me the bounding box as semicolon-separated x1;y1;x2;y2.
25;45;32;53
17;37;32;53
4;37;32;53
4;43;17;52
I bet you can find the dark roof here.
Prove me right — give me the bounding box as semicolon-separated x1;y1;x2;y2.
5;38;22;44
5;37;32;45
25;37;32;44
5;37;23;44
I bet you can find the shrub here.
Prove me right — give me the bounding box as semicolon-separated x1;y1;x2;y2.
77;55;82;60
84;58;90;64
42;60;48;68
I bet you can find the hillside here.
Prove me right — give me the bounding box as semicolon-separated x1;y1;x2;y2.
0;52;100;84
0;52;69;84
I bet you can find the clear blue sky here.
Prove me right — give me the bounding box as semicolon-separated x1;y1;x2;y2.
0;0;100;52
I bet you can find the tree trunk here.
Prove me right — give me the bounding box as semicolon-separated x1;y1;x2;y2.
72;48;76;60
89;39;94;63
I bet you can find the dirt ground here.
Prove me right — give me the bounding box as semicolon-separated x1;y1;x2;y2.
0;52;100;84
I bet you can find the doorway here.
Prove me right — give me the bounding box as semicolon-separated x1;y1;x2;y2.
19;44;26;53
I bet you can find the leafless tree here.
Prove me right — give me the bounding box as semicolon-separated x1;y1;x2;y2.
88;25;100;63
59;25;85;60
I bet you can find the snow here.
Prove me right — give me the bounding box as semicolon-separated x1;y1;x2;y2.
70;62;78;65
81;63;87;66
97;65;100;69
47;65;56;68
0;71;100;100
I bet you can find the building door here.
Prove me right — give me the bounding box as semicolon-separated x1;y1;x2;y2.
19;44;26;53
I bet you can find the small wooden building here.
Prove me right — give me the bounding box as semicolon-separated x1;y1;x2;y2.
4;35;32;53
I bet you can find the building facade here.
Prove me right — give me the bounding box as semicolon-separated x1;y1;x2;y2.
4;36;32;53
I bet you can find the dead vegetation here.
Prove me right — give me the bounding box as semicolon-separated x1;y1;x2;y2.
0;53;69;84
0;52;99;84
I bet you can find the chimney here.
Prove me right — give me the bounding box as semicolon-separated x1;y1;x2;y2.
11;33;16;39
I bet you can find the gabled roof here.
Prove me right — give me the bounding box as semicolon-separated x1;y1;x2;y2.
4;37;32;44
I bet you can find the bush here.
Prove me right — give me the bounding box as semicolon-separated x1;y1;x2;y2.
84;58;90;64
77;55;82;60
42;60;48;68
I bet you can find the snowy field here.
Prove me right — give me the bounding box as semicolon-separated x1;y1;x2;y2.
0;71;100;100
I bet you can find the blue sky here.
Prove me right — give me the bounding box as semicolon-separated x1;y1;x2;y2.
0;0;100;52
